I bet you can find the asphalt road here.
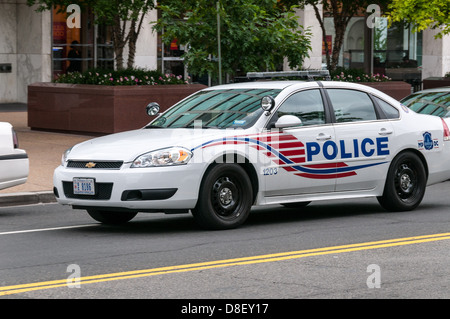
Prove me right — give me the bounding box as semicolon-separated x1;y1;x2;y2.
1;181;450;302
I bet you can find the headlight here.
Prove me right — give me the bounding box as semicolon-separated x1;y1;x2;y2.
131;147;192;168
61;147;72;166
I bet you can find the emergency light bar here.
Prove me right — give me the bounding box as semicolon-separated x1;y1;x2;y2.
246;70;331;81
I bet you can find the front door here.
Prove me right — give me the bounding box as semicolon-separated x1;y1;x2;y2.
262;89;338;197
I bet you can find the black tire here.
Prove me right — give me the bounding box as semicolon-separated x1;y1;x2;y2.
281;201;311;209
377;152;427;212
192;164;253;230
87;209;137;225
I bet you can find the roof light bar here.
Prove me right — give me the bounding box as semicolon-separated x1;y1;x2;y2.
246;70;331;81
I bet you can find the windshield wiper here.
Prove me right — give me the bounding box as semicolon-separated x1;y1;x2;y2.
145;125;165;129
185;124;220;129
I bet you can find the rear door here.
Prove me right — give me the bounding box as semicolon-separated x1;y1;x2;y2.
325;88;395;192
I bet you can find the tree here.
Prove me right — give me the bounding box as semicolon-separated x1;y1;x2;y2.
386;0;450;38
27;0;156;69
293;0;390;71
154;0;312;81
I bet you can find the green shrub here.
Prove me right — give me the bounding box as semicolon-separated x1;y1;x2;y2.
331;67;391;82
54;69;190;85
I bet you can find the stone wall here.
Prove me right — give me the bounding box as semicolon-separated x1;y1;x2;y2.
0;0;52;104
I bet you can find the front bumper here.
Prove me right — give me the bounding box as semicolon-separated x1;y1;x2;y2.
53;162;202;211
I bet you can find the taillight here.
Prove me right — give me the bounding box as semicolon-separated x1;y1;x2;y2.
441;118;450;141
12;128;19;148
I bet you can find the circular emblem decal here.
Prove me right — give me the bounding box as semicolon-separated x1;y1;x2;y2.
423;132;433;150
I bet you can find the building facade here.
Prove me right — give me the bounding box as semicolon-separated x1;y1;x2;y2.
1;0;449;104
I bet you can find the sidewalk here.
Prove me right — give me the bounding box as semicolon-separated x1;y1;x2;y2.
0;104;93;206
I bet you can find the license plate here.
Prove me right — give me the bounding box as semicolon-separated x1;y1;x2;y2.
73;178;95;195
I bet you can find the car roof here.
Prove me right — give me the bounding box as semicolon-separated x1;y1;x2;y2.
202;81;313;91
202;80;393;92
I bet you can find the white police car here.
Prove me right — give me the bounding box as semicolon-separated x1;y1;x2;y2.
0;122;28;190
53;78;450;229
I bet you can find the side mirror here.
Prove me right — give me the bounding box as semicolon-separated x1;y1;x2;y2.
275;115;302;128
261;96;275;114
146;102;160;116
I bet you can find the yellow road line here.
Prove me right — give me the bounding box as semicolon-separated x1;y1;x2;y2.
2;232;450;296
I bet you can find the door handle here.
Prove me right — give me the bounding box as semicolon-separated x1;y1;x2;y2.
378;128;393;136
316;133;332;141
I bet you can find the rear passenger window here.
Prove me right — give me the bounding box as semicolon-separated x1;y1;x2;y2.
373;96;400;119
327;89;377;123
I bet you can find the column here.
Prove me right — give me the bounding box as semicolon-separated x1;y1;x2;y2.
422;28;450;79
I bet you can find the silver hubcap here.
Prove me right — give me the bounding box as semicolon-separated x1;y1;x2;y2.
219;187;233;205
400;173;412;191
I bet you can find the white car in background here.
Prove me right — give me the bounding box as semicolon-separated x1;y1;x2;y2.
0;122;28;190
53;77;450;229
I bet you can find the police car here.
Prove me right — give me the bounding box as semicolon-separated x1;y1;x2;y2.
53;76;450;229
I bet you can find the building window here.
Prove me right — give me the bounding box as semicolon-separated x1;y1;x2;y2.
52;6;93;78
96;24;114;70
157;34;187;79
158;35;186;77
52;6;114;79
156;10;188;81
322;15;422;89
374;18;422;87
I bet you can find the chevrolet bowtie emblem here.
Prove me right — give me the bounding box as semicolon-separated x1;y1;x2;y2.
85;162;97;168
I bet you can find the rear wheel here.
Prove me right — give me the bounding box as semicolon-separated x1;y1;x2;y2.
87;209;137;225
377;152;427;211
192;164;253;230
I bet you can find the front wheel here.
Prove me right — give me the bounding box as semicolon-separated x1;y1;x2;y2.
377;152;427;212
87;209;137;225
192;164;253;230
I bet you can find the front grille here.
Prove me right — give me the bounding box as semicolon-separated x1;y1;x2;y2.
67;161;123;169
63;182;113;200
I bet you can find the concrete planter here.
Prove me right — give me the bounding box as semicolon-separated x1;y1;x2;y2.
27;83;207;135
361;81;412;100
422;77;450;90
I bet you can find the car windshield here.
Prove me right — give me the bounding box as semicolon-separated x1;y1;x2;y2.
146;88;281;129
401;91;450;117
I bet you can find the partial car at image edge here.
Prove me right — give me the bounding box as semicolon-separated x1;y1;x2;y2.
0;122;29;190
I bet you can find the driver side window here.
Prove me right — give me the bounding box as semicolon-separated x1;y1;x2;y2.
276;89;326;127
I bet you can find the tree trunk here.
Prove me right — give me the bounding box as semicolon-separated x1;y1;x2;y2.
112;16;126;70
127;12;146;69
127;20;137;69
314;0;355;72
312;4;331;70
331;19;347;71
114;43;125;70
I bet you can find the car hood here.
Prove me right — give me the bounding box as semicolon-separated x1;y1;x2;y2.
67;128;257;162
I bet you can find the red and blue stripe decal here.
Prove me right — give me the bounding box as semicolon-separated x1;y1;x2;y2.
192;132;386;179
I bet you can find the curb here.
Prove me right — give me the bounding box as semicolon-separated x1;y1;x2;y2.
0;191;56;207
